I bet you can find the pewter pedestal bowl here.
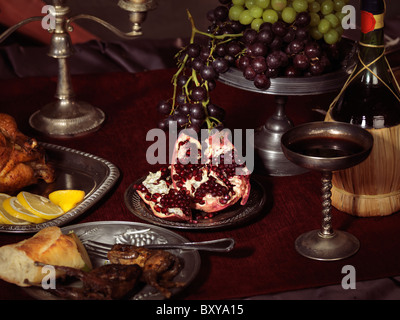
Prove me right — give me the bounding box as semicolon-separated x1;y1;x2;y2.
218;66;350;176
218;38;355;176
281;121;373;261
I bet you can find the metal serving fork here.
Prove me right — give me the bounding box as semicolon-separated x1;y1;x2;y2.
83;237;235;259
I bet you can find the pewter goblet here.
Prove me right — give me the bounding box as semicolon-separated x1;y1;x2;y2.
281;121;373;261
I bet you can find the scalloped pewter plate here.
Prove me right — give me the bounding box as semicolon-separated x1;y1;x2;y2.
0;143;120;233
124;176;267;230
24;221;201;300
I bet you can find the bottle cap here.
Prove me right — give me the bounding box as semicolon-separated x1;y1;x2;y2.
361;0;385;33
361;0;385;15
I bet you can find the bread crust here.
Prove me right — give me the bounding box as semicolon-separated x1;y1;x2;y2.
0;226;85;287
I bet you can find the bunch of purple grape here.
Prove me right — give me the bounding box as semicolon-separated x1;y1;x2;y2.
156;0;344;132
156;5;241;133
236;11;342;89
156;40;230;133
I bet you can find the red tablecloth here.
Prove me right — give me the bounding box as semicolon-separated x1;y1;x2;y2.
0;69;399;300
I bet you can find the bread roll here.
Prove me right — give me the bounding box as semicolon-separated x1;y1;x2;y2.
0;226;85;287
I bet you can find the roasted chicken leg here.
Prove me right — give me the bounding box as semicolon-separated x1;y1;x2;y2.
107;244;184;298
0;114;54;193
35;262;143;300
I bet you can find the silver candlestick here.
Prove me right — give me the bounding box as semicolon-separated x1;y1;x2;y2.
0;0;157;138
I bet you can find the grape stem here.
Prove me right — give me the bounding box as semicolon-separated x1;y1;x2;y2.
187;10;236;129
187;10;243;41
170;11;241;128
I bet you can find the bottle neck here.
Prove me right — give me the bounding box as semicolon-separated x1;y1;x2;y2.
359;28;385;57
359;0;385;52
357;4;387;85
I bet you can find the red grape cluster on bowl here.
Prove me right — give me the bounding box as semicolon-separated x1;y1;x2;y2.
156;0;347;134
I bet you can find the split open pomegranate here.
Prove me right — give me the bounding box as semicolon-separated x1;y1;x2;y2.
171;130;251;213
134;130;251;222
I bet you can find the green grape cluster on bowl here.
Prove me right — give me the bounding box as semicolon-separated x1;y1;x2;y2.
229;0;349;44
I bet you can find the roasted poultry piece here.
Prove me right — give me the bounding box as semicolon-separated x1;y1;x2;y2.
107;244;185;298
34;245;184;300
0;114;55;193
35;262;142;300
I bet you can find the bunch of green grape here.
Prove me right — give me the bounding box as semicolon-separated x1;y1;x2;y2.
228;0;349;44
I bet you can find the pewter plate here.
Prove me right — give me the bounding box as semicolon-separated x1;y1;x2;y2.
24;221;201;300
124;176;267;230
0;143;120;233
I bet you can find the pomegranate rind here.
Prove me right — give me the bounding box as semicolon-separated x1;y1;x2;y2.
136;190;191;221
192;174;251;213
135;168;192;222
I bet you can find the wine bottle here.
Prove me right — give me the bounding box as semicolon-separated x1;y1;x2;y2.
331;0;400;128
326;0;400;216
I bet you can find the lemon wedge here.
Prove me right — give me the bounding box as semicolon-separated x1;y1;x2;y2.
16;191;64;220
3;196;46;223
48;190;85;212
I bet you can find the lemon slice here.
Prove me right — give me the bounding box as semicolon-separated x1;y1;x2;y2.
0;210;8;224
0;193;10;223
0;193;29;225
0;208;31;225
0;205;31;225
0;193;10;202
48;190;85;212
16;191;64;220
0;192;30;225
3;197;46;223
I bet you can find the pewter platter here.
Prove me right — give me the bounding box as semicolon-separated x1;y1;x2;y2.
0;143;120;233
24;221;201;300
124;176;267;230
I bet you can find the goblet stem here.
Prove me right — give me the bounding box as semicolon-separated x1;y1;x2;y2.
320;171;333;237
294;169;360;261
